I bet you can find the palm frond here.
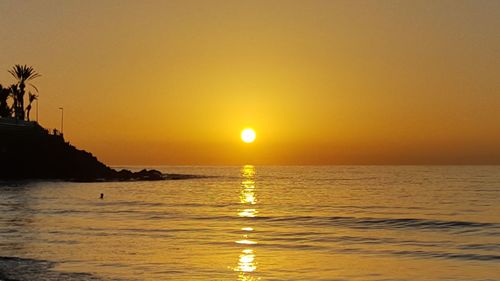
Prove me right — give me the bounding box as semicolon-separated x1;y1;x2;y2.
8;64;41;83
28;92;38;102
28;83;39;93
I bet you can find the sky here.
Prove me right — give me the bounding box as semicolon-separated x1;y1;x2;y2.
1;0;499;165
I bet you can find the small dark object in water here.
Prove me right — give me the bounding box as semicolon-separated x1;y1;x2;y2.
100;193;104;199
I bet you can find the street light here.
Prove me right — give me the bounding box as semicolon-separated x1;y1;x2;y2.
59;107;64;134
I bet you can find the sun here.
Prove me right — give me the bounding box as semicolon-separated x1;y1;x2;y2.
241;128;256;143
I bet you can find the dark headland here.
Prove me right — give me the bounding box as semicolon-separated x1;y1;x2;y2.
1;65;201;182
0;119;187;182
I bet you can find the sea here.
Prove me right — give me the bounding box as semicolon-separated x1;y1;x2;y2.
0;166;499;281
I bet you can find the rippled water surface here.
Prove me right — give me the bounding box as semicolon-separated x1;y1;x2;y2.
1;166;499;280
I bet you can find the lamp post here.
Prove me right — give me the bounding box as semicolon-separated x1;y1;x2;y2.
59;107;64;134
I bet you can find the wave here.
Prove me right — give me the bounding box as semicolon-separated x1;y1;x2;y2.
0;256;105;281
201;239;500;262
359;249;500;261
266;215;499;232
192;214;500;234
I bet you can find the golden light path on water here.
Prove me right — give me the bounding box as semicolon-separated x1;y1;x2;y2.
234;165;259;280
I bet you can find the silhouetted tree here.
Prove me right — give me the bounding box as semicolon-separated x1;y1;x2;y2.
26;92;38;121
8;65;40;120
0;84;12;117
9;84;22;119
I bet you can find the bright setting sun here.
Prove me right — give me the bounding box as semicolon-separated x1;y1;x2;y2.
241;128;256;143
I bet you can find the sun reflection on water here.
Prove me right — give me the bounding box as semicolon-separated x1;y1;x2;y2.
238;208;257;217
234;165;260;280
238;249;256;272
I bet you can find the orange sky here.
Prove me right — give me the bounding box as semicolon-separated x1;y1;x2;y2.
1;0;499;165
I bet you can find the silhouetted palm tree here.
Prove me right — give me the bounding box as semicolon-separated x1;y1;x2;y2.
26;92;38;121
8;65;41;120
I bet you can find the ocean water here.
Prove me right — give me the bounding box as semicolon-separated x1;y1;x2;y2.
0;166;499;281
